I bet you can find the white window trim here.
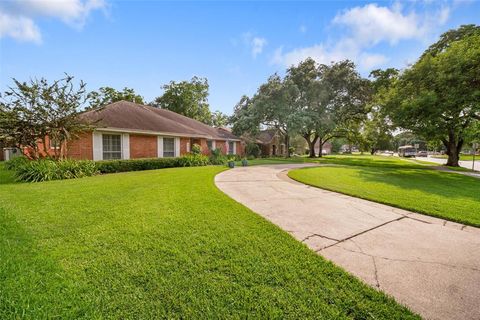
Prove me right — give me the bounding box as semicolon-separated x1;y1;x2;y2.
157;136;163;158
227;140;236;155
93;131;130;160
207;140;216;150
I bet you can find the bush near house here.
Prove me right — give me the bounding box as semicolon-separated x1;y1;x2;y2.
6;154;213;182
13;159;98;182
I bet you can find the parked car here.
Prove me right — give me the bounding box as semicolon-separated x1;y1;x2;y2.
416;150;428;157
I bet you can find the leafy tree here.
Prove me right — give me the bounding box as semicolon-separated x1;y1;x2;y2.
87;86;144;109
152;76;212;125
211;110;229;127
314;60;371;157
362;113;394;154
284;58;325;157
0;75;92;159
231;95;256;136
249;74;305;157
384;25;480;166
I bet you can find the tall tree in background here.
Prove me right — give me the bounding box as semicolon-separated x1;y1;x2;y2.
152;76;212;125
87;87;144;109
285;58;325;157
384;25;480;166
314;60;371;157
211;110;229;127
0;75;92;159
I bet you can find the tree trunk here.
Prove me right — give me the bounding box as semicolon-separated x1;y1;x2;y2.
303;133;318;158
317;139;323;158
370;148;375;155
285;134;290;158
442;130;464;167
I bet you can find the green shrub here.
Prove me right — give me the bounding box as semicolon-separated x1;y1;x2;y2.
177;154;210;167
96;157;181;174
245;142;261;158
4;156;29;171
209;148;228;165
13;159;97;182
191;143;202;155
96;155;209;174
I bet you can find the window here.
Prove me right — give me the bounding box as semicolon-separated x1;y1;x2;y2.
102;134;122;160
207;140;213;150
163;137;175;157
228;141;235;155
50;138;60;149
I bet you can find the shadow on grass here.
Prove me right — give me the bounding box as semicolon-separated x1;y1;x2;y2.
314;155;427;170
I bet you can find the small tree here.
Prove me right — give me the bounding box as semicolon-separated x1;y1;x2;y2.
152;76;212;125
0;75;92;159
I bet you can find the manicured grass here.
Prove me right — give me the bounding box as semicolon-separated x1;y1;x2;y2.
0;165;417;319
235;157;309;166
0;163;15;185
432;154;479;161
315;154;433;169
289;164;480;227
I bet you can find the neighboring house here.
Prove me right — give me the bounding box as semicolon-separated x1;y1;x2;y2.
33;101;243;161
255;129;286;157
314;140;332;155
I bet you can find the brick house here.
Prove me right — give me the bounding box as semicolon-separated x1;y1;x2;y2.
61;101;243;161
254;129;286;156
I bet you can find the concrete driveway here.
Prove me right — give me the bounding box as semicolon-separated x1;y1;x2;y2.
215;164;480;320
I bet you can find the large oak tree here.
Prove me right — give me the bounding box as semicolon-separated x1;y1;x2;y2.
384;25;480;166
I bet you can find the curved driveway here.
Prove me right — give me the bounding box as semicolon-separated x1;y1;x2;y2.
215;164;480;320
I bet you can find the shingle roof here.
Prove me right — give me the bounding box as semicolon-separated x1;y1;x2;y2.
256;129;279;144
79;101;240;141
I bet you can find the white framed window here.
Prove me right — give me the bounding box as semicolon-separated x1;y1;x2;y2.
102;134;122;160
50;138;60;149
163;137;175;157
228;141;235;155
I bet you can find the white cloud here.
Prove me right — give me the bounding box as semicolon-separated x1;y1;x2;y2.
251;37;267;58
272;2;450;71
241;32;267;58
0;0;106;43
0;13;41;43
332;3;425;45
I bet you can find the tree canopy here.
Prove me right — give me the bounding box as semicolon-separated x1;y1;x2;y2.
231;59;371;157
0;75;92;159
87;87;144;109
383;25;480;166
152;76;213;125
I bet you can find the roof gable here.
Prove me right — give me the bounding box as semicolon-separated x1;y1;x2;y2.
80;101;240;140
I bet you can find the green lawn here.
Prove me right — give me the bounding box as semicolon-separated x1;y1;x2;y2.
432;154;479;161
289;161;480;227
0;165;417;319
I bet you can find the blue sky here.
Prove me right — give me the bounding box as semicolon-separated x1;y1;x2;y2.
1;0;479;115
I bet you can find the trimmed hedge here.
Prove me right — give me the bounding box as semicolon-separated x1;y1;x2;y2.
96;155;210;174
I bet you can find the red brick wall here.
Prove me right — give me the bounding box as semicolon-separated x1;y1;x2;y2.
180;137;190;156
67;132;93;160
216;140;227;154
200;138;210;155
236;141;245;156
130;134;157;159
